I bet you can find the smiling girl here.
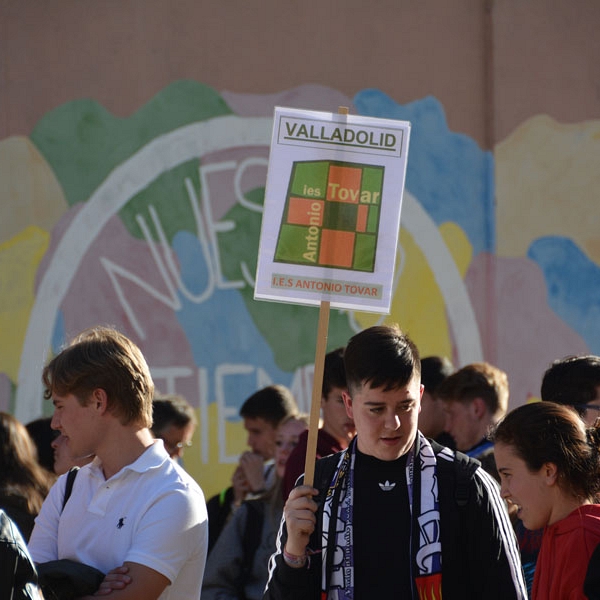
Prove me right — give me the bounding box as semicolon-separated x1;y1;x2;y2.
493;401;600;600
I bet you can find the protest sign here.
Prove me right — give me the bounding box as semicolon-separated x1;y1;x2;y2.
255;106;411;314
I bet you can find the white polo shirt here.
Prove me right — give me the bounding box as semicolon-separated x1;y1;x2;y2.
29;440;207;599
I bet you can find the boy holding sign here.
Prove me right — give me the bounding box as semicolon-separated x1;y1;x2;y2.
264;325;527;599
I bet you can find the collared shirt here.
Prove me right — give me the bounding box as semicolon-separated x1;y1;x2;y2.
30;440;208;600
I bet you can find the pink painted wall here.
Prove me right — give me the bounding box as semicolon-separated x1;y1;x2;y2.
3;1;598;141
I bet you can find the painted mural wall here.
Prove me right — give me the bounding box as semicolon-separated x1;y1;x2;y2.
1;2;599;497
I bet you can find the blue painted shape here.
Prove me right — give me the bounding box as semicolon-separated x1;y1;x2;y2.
354;90;495;254
528;236;600;354
51;310;66;354
172;231;294;413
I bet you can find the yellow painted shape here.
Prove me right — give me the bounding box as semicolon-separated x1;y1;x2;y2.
0;136;67;245
352;222;473;360
181;403;250;499
388;229;452;358
496;115;600;264
0;226;50;381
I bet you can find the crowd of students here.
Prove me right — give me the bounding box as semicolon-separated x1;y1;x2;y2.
2;324;600;599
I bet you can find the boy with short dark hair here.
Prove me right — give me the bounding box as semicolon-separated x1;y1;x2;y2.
264;325;526;599
151;393;196;460
282;347;355;499
206;384;298;553
541;354;600;426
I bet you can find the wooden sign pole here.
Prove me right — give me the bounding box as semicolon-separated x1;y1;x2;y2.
302;106;348;487
302;299;330;487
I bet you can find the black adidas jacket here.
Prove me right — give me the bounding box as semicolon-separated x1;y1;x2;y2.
263;442;527;600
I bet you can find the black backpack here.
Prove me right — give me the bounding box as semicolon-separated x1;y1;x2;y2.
585;542;600;599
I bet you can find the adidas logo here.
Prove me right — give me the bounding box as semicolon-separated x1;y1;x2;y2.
378;480;396;492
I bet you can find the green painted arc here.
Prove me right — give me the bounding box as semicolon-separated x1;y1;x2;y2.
29;80;233;220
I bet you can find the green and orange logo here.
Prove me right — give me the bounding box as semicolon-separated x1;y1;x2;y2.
274;160;384;272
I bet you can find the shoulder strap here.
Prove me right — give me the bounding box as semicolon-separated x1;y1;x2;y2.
584;540;600;599
61;467;80;513
241;500;265;577
207;486;236;554
313;454;339;495
453;451;480;507
430;440;480;507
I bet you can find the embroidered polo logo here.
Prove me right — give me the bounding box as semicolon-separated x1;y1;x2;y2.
378;480;396;491
117;517;126;529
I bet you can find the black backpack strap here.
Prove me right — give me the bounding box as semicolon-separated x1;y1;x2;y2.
61;467;79;513
312;453;339;497
240;499;265;584
206;486;236;554
585;541;600;599
429;440;480;507
453;452;480;507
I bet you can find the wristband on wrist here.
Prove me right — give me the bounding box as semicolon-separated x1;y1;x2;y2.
283;547;308;568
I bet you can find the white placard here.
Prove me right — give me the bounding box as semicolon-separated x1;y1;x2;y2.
254;106;411;313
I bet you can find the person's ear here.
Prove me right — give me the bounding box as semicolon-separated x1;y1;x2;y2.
472;397;487;419
342;390;353;419
543;462;558;486
91;388;108;415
